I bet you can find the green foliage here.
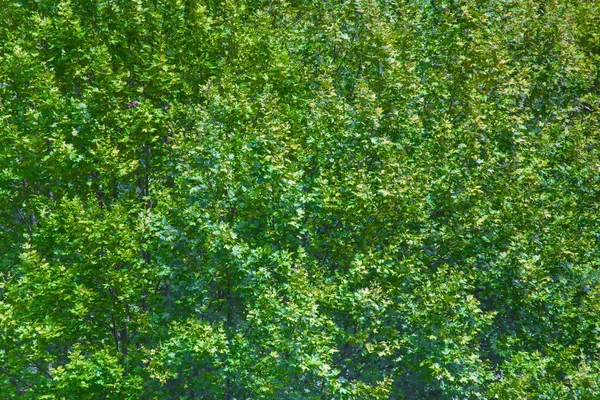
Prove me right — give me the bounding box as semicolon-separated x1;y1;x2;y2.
1;0;600;398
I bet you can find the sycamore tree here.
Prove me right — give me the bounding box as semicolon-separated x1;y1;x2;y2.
1;0;600;399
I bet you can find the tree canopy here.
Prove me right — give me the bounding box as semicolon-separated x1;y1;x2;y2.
1;0;600;398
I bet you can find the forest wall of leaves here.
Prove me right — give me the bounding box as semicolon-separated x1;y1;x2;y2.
1;0;600;398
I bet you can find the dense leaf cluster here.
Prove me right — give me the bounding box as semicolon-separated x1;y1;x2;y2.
1;0;600;398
